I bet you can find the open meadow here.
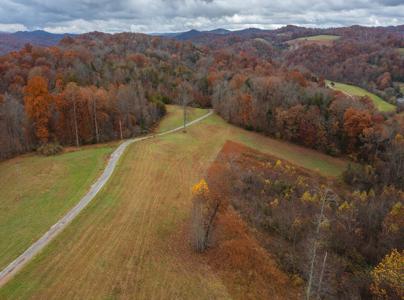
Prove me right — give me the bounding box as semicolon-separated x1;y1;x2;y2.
294;35;340;41
0;144;115;270
326;80;396;112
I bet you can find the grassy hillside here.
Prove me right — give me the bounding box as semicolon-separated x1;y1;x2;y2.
0;106;347;299
326;80;396;112
0;106;209;272
0;144;115;270
157;105;207;133
295;34;340;41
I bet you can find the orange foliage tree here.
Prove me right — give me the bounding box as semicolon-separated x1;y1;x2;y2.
23;76;52;143
343;108;372;152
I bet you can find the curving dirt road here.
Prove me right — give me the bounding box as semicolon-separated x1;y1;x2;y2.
0;110;213;287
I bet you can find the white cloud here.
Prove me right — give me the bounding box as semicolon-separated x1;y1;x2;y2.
0;23;28;32
1;0;403;33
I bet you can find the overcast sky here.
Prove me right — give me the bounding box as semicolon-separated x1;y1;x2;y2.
0;0;403;33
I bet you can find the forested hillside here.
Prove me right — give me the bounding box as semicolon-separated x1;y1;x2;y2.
0;29;403;190
169;25;404;104
0;31;73;55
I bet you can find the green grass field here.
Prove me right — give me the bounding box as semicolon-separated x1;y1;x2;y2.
0;145;115;270
0;106;206;272
397;48;404;55
295;34;340;41
326;80;396;112
157;105;207;133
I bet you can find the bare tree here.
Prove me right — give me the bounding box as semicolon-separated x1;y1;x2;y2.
306;189;335;300
316;251;328;299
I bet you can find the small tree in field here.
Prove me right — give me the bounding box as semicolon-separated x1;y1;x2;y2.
191;179;225;252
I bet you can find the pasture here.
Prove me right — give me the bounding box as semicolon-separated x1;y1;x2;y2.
294;35;340;41
0;144;115;270
327;80;396;112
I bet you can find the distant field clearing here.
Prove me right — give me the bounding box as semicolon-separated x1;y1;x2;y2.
326;80;396;112
294;34;340;41
396;82;404;93
286;35;340;48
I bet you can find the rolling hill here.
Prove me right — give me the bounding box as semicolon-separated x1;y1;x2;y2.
0;30;74;55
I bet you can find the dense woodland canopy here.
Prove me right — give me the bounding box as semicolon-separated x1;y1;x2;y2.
0;26;403;182
0;27;403;190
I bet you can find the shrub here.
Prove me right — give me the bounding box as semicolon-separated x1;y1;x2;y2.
342;163;376;191
37;142;63;156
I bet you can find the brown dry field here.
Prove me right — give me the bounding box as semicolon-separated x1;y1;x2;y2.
1;109;347;299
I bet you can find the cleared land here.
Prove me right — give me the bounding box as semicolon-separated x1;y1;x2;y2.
0;106;348;299
287;35;340;49
0;106;208;276
0;145;115;271
398;48;404;55
157;105;207;133
326;80;396;112
294;35;340;41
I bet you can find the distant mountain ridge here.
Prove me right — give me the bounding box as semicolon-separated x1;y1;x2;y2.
154;25;404;47
1;25;403;56
0;30;75;55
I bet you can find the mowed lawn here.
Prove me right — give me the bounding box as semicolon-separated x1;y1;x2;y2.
0;107;348;299
0;145;115;270
327;80;396;112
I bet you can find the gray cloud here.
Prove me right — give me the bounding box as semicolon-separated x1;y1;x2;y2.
0;0;403;33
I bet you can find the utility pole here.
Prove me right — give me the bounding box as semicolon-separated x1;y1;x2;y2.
183;97;187;133
93;97;99;143
119;119;123;140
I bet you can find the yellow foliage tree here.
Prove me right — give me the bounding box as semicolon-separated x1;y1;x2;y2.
370;249;404;299
192;179;209;196
191;179;226;252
